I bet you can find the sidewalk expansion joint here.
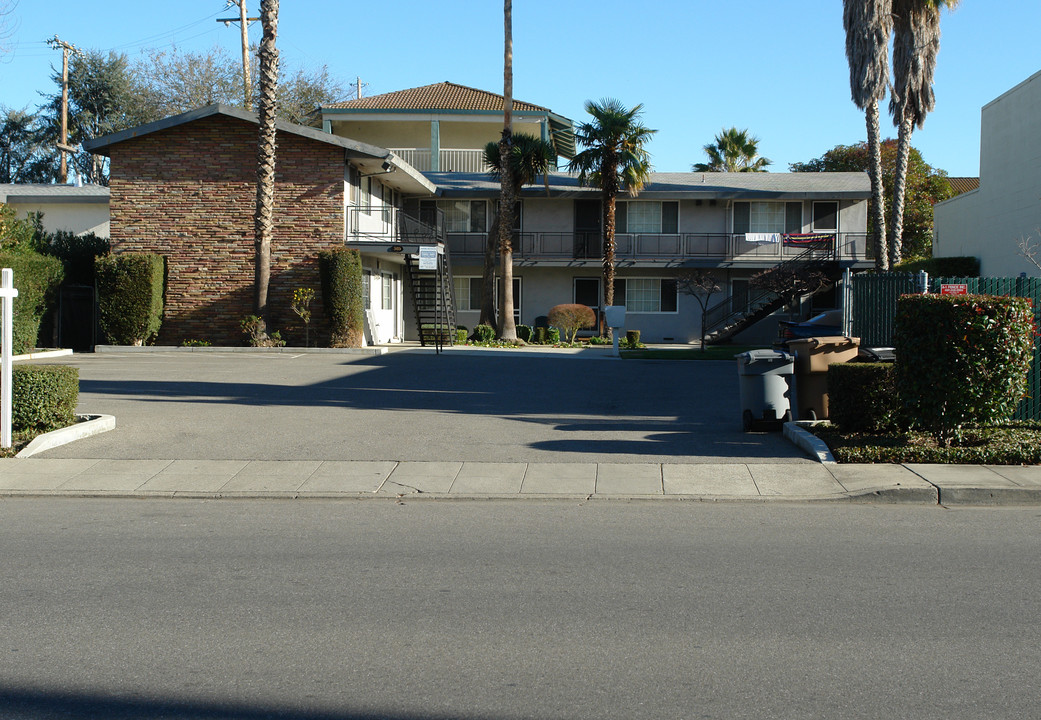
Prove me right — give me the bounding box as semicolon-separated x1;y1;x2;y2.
901;464;944;506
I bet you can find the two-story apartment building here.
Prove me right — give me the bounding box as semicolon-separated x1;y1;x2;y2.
322;82;873;343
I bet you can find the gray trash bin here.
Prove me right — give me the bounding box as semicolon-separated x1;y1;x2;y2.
735;349;794;431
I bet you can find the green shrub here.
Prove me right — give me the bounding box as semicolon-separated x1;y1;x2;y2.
548;303;596;344
318;248;364;347
12;364;78;432
588;335;611;345
547;328;560;344
895;293;1035;444
533;327;547;344
39;230;110;285
95;253;164;345
895;256;980;277
626;330;641;347
828;363;899;433
516;324;532;343
473;324;495;342
0;251;65;354
456;328;467;344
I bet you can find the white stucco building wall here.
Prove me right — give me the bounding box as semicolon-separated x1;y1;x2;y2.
933;69;1041;276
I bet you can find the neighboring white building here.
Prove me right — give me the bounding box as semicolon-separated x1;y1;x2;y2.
0;184;110;237
933;69;1041;276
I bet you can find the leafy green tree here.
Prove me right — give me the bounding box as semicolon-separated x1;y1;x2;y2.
692;127;771;172
790;139;954;261
480;133;555;331
568;98;655;334
843;0;892;269
40;50;151;185
0;107;54;183
888;0;959;266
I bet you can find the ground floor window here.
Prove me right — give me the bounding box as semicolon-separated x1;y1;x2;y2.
454;276;482;312
381;273;394;310
363;271;371;310
613;277;678;313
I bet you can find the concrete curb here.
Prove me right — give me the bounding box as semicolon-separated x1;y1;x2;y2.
94;344;388;355
12;349;74;361
783;421;836;463
15;414;116;458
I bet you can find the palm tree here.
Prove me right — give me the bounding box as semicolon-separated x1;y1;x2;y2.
888;0;958;266
843;0;892;270
692;127;771;172
479;133;555;332
496;0;517;341
254;0;279;337
568;98;655;334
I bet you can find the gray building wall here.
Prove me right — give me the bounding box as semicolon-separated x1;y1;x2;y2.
933;69;1041;276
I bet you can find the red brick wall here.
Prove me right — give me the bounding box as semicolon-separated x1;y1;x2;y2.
108;114;345;345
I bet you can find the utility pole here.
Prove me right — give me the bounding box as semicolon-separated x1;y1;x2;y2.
217;1;259;108
47;35;81;184
356;76;362;99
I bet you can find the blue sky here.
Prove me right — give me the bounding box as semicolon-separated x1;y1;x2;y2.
2;0;1039;178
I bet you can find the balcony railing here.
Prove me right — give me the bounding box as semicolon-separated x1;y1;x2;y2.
446;232;872;263
389;148;491;173
346;205;444;244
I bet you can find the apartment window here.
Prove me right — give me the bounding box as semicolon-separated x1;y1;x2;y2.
618;201;678;233
611;278;678;313
362;271;371;310
734;201;803;234
381;273;393;310
434;200;487;232
454;276;483;312
812;201;838;232
574;277;601;309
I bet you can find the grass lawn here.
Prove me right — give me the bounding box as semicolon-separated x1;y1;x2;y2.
620;345;767;361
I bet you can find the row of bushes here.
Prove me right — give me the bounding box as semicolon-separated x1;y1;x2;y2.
828;293;1036;445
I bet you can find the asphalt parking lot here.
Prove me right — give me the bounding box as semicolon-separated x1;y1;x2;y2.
32;348;812;464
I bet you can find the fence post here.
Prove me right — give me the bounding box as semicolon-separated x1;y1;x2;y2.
1;268;19;449
841;267;853;337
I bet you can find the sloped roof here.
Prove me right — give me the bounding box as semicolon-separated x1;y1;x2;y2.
323;81;549;113
946;176;980;196
0;183;109;204
427;171;871;200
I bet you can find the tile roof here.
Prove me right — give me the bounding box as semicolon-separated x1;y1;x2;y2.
323;81;550;113
946;176;980;196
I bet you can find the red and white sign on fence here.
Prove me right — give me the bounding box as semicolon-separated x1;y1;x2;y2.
940;283;969;296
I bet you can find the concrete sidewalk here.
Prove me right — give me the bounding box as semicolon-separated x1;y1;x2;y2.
2;458;1040;505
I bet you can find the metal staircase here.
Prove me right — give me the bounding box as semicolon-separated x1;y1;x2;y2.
702;236;843;345
404;244;457;349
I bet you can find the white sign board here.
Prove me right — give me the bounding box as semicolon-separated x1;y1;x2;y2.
418;246;438;271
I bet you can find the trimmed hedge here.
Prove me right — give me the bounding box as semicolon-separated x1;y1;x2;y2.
318;248;364;347
0;251;65;354
895;256;980;277
12;364;78;431
895;293;1035;444
828;362;898;433
473;324;495;343
96;253;165;345
40;230;110;285
516;324;532;343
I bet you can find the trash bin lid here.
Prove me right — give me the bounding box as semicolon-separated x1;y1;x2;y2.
736;348;793;364
858;346;896;362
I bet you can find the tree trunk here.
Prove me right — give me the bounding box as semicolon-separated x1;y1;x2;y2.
602;186;616;339
497;0;517;341
865;101;889;270
478;214;499;333
254;0;279;335
888;109;914;268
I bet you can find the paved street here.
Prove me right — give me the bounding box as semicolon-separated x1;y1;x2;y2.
35;348;809;463
2;499;1040;720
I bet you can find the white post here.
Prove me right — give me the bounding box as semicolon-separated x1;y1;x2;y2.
1;268;19;449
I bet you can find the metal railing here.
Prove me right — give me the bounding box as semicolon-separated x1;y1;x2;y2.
389;148;491;173
346;206;444;243
445;232;871;263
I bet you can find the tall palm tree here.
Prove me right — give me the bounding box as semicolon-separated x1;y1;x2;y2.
568;98;655;333
254;0;279;336
496;0;517;341
691;127;771;172
843;0;892;270
888;0;958;266
479;133;555;332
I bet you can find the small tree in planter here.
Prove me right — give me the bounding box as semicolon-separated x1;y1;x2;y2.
548;303;596;344
677;269;721;350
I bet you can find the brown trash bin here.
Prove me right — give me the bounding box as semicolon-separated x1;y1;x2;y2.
786;336;859;420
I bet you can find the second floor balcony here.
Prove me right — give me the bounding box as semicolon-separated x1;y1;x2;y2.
444;231;873;265
389;148;490;173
